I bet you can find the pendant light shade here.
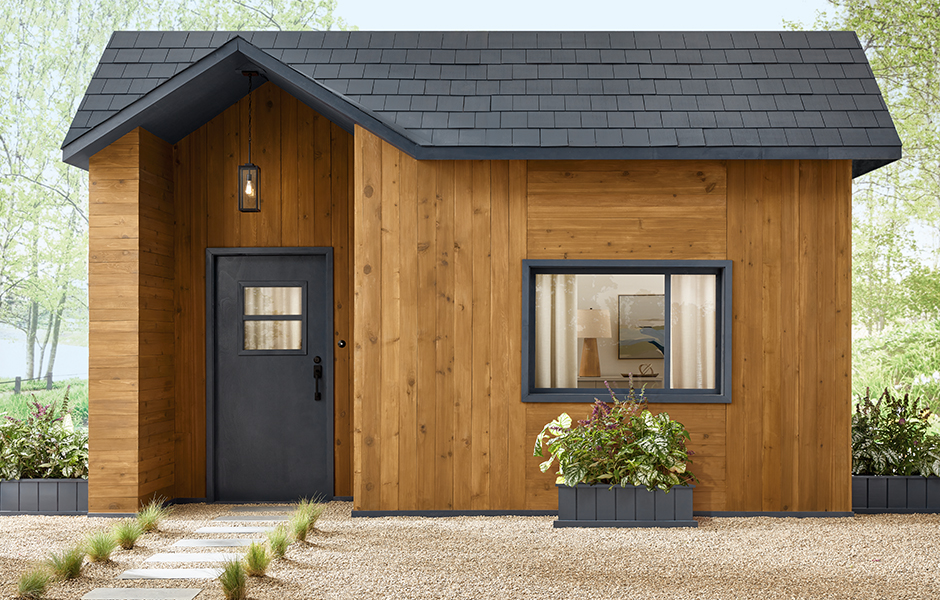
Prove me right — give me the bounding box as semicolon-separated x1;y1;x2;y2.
238;163;260;212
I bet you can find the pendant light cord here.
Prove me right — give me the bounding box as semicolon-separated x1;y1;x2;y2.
247;74;253;164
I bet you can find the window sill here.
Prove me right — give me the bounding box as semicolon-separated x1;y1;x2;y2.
522;390;731;404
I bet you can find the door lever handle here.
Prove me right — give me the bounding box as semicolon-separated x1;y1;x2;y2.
313;365;323;401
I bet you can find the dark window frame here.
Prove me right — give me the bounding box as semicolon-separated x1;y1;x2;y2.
521;259;733;404
237;280;308;356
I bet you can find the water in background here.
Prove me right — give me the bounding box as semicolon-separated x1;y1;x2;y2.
0;339;88;380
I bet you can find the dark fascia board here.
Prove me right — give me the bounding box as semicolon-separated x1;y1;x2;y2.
61;37;424;170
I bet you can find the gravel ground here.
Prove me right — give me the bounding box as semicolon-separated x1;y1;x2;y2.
1;502;939;599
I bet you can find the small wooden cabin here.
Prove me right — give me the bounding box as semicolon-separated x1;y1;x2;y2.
63;30;900;515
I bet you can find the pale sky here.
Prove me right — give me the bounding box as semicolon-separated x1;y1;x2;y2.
334;0;835;31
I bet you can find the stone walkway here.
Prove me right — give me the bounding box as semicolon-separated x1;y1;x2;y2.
80;505;293;600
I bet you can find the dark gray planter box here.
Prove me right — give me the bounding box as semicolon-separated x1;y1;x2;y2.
556;483;696;528
0;479;88;515
852;475;940;514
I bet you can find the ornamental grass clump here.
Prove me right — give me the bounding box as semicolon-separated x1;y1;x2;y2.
219;558;247;600
266;524;290;559
852;388;940;477
44;546;85;580
85;531;118;562
137;497;172;533
16;569;50;600
113;519;144;550
295;497;326;532
289;511;311;543
244;541;271;577
534;381;696;491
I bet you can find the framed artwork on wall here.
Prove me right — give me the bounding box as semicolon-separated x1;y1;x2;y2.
618;294;665;359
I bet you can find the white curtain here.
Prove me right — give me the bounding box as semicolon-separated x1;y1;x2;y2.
670;275;716;389
535;274;577;388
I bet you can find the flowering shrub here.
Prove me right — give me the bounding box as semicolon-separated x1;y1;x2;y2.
852;388;940;477
533;383;696;492
0;387;88;479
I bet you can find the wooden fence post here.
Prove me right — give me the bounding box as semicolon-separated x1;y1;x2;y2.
45;373;52;390
14;377;21;395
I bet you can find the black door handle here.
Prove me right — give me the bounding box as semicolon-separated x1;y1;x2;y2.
313;364;323;401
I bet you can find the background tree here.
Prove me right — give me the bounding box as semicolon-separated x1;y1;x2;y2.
0;0;352;379
801;0;940;404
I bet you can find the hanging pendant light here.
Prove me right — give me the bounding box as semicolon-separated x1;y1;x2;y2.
238;71;260;212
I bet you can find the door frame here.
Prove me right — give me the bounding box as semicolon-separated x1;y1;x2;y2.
205;247;334;502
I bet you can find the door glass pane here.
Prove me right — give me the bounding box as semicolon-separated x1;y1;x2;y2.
670;274;716;389
244;287;303;316
244;320;303;350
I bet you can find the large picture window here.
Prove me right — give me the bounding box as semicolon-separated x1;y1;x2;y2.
522;260;732;403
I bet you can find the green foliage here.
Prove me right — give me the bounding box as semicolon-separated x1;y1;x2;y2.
112;519;143;550
244;541;271;577
84;531;118;562
266;524;290;560
852;388;940;476
219;558;247;600
137;497;172;533
853;321;940;410
0;379;89;427
0;387;88;479
44;546;84;580
534;384;696;492
16;569;50;600
295;497;325;531
289;511;311;543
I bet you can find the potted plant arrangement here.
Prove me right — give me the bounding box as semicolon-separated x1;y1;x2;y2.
852;388;940;513
534;382;697;527
0;388;89;514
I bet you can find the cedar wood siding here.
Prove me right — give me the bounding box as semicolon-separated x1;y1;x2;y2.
353;126;852;513
87;83;851;513
88;82;355;511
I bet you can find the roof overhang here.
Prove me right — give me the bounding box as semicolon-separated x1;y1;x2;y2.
61;37;423;170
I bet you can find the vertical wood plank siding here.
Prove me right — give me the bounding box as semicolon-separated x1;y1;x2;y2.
172;83;354;499
88;128;175;512
353;133;852;513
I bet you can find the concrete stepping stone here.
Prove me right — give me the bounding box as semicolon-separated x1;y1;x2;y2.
82;590;201;600
195;526;275;533
228;504;293;513
172;538;261;547
117;568;223;580
146;552;241;563
213;515;289;522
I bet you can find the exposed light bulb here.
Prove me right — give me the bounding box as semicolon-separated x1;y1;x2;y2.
245;177;254;196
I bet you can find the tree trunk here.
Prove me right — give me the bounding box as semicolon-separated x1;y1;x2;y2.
24;234;39;379
37;309;54;377
45;291;67;377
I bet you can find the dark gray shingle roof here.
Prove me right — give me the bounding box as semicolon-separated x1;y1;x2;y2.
62;30;901;176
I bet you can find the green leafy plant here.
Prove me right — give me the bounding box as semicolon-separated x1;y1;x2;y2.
534;382;696;492
219;558;247;600
44;546;84;580
266;524;290;559
113;519;143;550
137;497;172;533
16;569;50;600
84;531;118;562
244;541;271;577
0;387;88;479
852;387;940;476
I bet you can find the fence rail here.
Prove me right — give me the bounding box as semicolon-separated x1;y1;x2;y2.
0;374;54;394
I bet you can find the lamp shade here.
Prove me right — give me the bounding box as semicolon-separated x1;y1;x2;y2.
577;309;612;338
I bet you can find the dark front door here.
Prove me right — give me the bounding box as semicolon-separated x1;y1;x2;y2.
207;248;333;502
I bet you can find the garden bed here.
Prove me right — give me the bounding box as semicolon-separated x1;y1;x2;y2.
852;475;940;514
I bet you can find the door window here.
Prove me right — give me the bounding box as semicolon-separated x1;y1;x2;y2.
239;283;307;354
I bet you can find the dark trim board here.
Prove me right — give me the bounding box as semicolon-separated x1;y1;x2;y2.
87;513;137;518
693;511;855;518
554;519;697;528
352;510;558;518
205;247;335;503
